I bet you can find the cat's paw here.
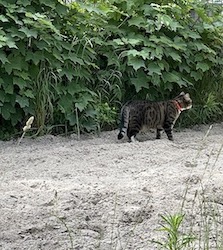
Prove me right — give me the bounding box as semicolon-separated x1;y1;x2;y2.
130;136;138;143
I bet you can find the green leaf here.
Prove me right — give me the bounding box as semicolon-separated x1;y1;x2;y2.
39;0;56;8
193;42;216;54
7;27;25;39
104;52;120;67
67;83;82;95
143;3;159;15
24;90;35;99
172;37;187;51
67;113;76;126
16;71;30;80
127;48;150;60
182;30;201;39
6;13;23;25
56;3;68;17
170;21;183;32
138;49;150;60
13;77;27;89
75;93;94;112
0;15;9;22
190;71;203;81
128;16;146;28
147;62;162;76
17;0;30;6
1;102;15;120
127;49;139;57
62;67;74;81
26;51;44;65
158;14;171;25
38;19;61;35
52;48;63;62
151;73;161;87
16;95;29;108
10;108;23;125
0;51;9;64
155;46;163;57
2;80;13;94
67;54;84;65
130;70;149;92
162;72;180;83
113;38;125;45
19;27;38;38
5;54;28;74
75;102;86;112
149;35;161;44
0;89;5;102
128;57;145;71
165;49;181;62
0;34;7;47
196;62;210;72
203;23;214;30
127;38;142;46
58;94;73;114
1;104;11;120
35;40;49;50
149;49;162;60
194;53;203;62
6;37;18;49
156;14;182;31
179;63;190;73
159;36;173;46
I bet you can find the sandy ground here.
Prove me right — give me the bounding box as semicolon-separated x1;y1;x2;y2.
0;124;223;250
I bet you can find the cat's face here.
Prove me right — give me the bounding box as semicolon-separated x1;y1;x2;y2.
177;92;192;110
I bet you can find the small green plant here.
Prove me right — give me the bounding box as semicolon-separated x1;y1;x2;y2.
96;102;117;132
153;214;195;250
202;93;223;122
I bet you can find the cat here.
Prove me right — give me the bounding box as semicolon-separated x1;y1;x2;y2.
117;92;192;142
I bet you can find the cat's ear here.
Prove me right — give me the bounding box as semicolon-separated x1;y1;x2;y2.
179;92;185;96
185;93;190;98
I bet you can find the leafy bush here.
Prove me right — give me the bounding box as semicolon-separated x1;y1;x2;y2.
96;102;117;132
0;0;222;139
0;0;113;137
117;1;222;92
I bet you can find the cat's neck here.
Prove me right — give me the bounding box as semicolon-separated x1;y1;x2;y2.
173;100;182;112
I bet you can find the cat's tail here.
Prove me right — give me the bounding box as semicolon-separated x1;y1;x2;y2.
117;106;130;140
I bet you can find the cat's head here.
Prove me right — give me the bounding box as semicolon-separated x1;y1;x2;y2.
174;92;192;111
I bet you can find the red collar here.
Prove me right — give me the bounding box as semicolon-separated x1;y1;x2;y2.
174;100;182;111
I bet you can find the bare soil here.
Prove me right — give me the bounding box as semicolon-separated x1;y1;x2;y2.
1;124;223;250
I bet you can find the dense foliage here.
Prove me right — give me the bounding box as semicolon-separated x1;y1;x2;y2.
0;0;222;139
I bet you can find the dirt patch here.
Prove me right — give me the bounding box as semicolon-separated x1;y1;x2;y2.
1;124;223;250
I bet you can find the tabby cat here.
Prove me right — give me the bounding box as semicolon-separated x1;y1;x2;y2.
117;92;192;142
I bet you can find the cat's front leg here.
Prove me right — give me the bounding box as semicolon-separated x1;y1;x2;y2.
127;128;140;143
163;121;174;141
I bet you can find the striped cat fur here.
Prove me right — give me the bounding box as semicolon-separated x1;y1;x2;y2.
117;92;192;142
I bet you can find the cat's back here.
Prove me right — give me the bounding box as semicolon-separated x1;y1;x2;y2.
126;99;167;113
123;100;152;113
126;100;168;128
